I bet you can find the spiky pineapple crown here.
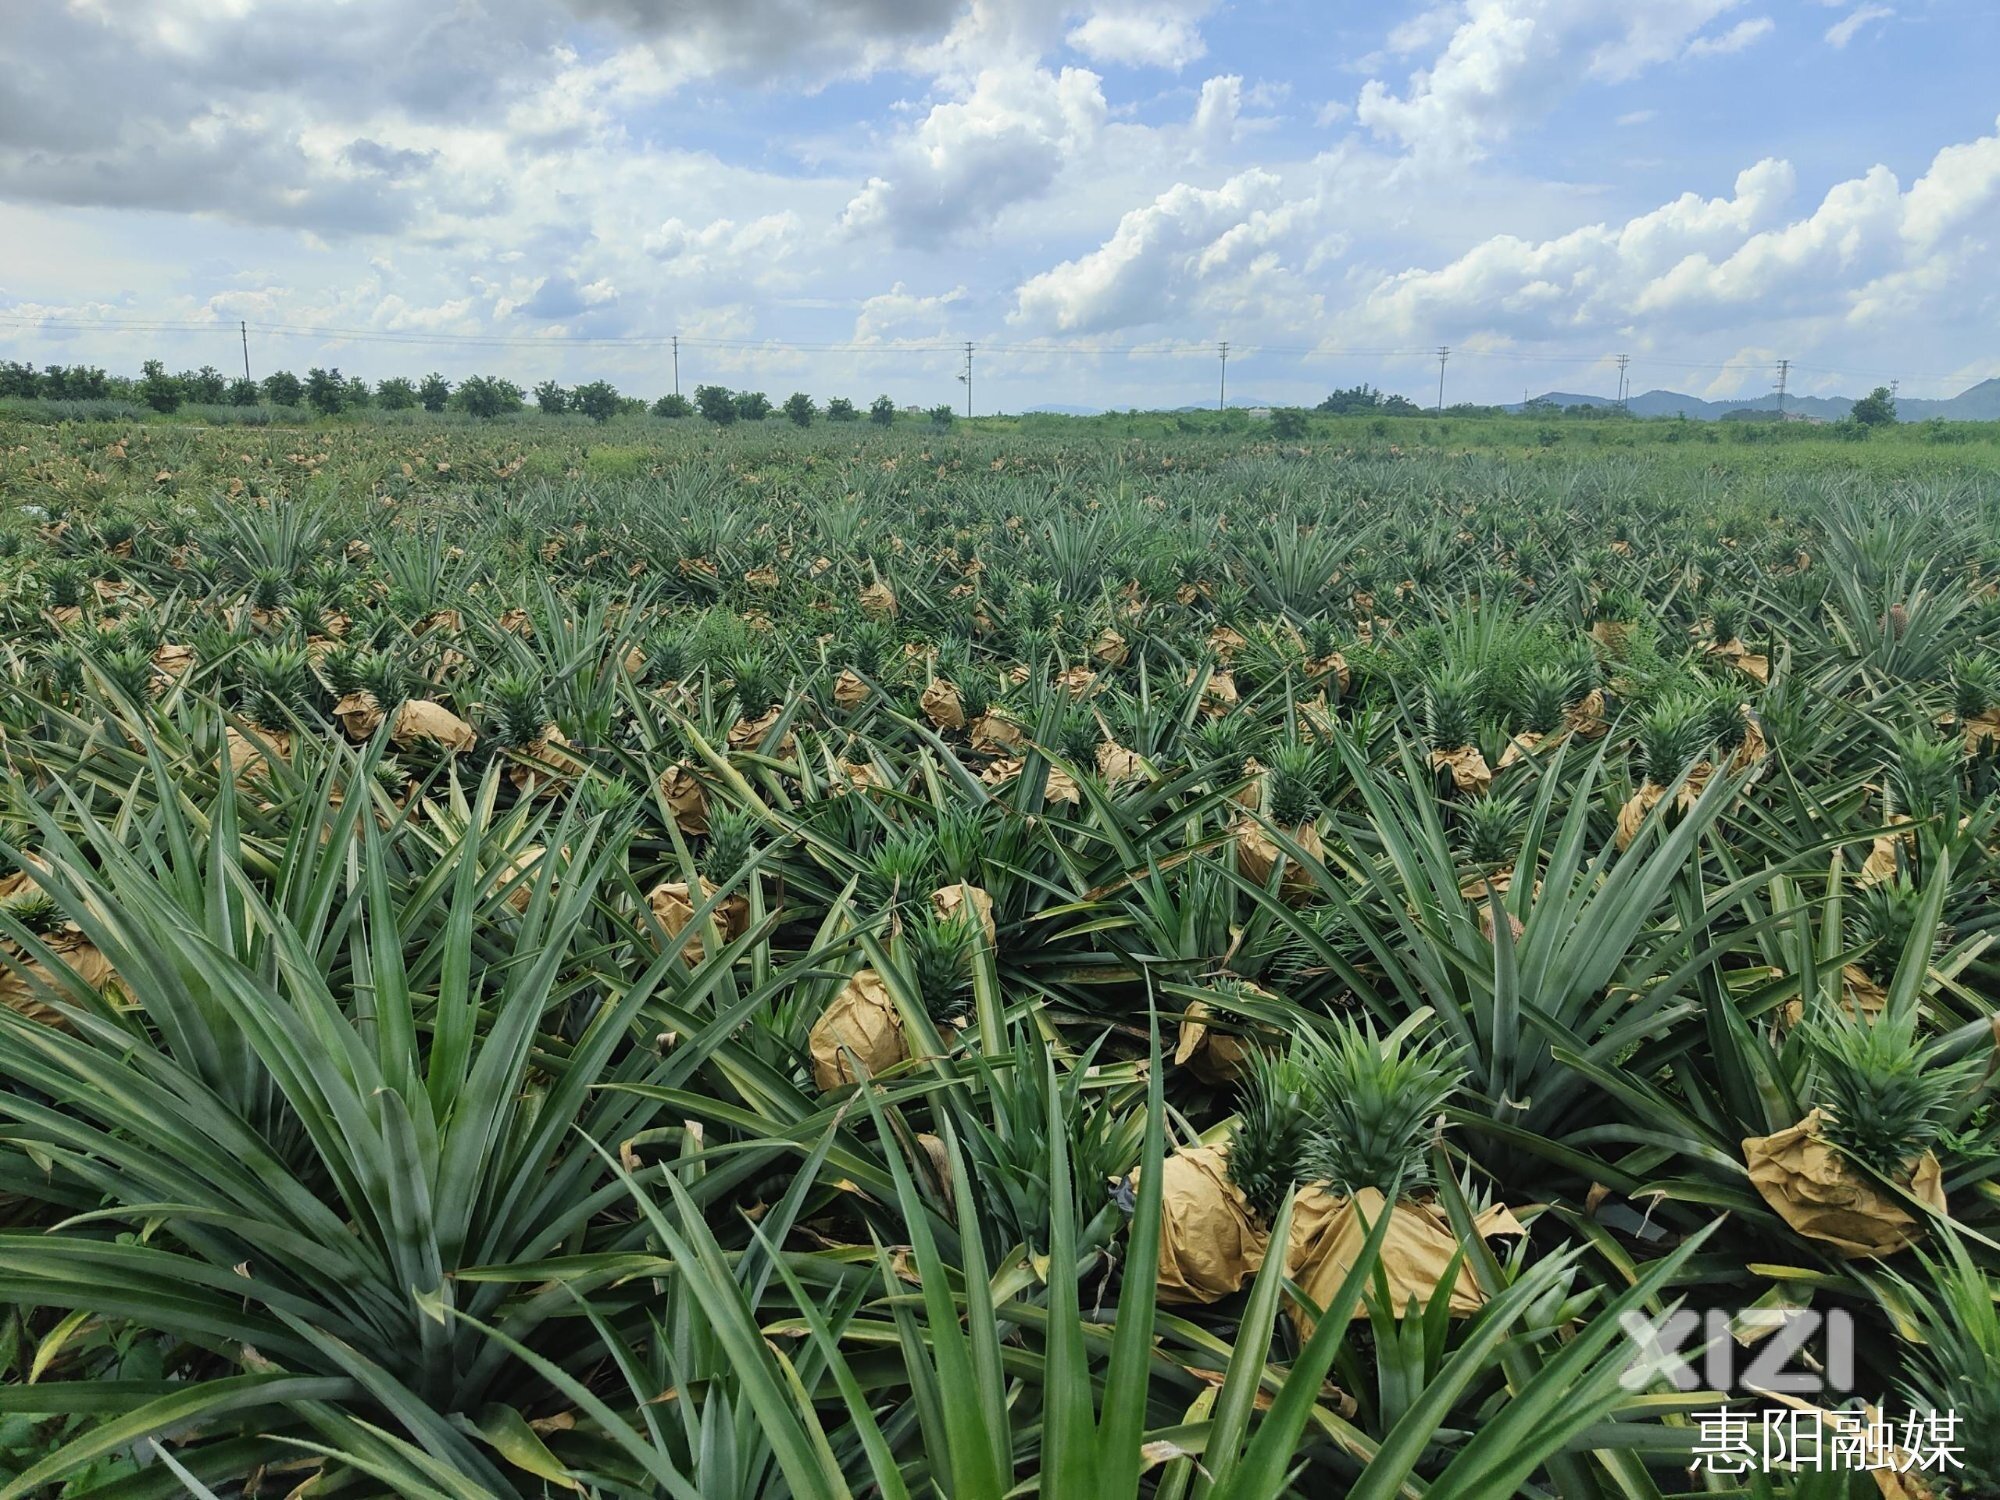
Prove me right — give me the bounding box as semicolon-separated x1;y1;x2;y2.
1516;661;1575;736
644;628;689;684
933;808;985;886
247;566;289;613
1847;880;1946;982
1422;668;1480;753
97;644;156;705
487;671;548;749
1458;793;1521;868
729;651;779;712
1950;652;2000;722
1635;693;1708;784
1189;711;1256;771
1888;727;1960;820
1298;1019;1465;1198
1804;1005;1979;1176
1227;1040;1318;1222
237;643;312;727
1709;598;1747;645
903;907;974;1021
701;807;758;886
1698;686;1748;751
319;642;366;699
43;560;89;610
353;652;410;712
1266;740;1323;827
862;828;940;911
846;620;893;679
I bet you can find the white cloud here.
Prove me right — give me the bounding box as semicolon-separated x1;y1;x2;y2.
841;65;1107;245
1825;4;1893;48
1685;16;1773;56
1617;109;1658;126
854;281;969;341
1352;120;2000;347
1010;168;1324;333
1066;2;1211;70
1355;0;1742;160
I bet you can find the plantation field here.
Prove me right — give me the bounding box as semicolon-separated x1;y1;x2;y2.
2;409;1999;1497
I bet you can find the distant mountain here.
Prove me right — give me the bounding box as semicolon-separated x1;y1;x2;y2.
1505;376;2000;422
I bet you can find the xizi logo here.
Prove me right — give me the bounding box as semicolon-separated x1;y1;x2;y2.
1619;1309;1855;1393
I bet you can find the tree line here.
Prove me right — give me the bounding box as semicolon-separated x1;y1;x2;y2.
0;359;955;426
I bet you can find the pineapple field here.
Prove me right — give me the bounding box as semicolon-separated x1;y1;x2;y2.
3;410;2000;1499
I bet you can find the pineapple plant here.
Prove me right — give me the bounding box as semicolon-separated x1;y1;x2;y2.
236;642;313;727
700;806;758;887
1265;739;1323;827
1515;661;1574;736
354;651;411;714
861;827;939;911
1299;1018;1465;1197
1634;692;1709;785
902;907;974;1022
1802;1003;1980;1178
487;670;549;750
1457;793;1520;868
1422;668;1480;752
1887;726;1961;820
1226;1038;1321;1222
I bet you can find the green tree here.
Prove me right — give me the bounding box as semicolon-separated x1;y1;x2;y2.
1270;408;1309;440
826;396;857;422
452;374;523;418
735;390;772;421
184;365;228;404
869;394;896;426
928;403;954;427
652;392;692;417
227;377;262;407
1852;385;1898;427
572;379;621;423
139;360;182;414
418;373;450;412
342;376;372;410
261;370;303;407
695;384;736;425
783;391;817;426
376;376;419;410
304;367;345;416
534;379;569;415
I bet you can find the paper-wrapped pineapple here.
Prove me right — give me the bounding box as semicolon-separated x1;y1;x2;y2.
1615;693;1723;851
1745;1002;1975;1258
1422;671;1492;797
1234;740;1326;904
643;808;757;964
0;862;121;1026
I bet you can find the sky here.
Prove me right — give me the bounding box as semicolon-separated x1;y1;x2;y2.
3;0;1998;412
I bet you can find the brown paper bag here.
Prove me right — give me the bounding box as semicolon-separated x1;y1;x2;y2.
1234;819;1323;903
1743;1109;1944;1258
809;968;908;1090
920;680;966;731
659;765;711;835
1142;1144;1269;1304
930;883;996;947
392;700;476;754
1285;1186;1527;1334
645;878;750;964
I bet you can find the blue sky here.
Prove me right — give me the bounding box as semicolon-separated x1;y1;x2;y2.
3;0;1997;411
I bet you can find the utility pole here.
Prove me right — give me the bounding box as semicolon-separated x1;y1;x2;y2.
671;335;680;398
1435;345;1450;415
963;341;974;418
1774;358;1790;417
1615;352;1630;412
1218;340;1229;411
240;320;252;384
1891;379;1900;402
